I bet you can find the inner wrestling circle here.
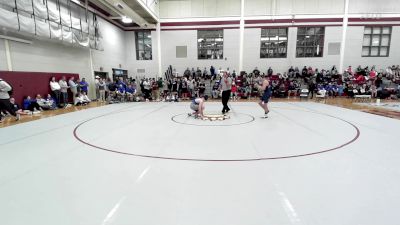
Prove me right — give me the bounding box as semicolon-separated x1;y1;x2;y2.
171;112;255;126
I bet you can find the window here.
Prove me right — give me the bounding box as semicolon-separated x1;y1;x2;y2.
260;28;288;58
296;27;325;57
135;31;152;60
198;30;223;59
362;26;391;57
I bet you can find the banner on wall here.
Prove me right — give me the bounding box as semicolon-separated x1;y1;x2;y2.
61;12;72;27
81;21;89;34
18;15;35;35
0;8;19;30
95;38;104;51
62;26;72;43
89;36;96;49
72;30;89;47
33;0;48;20
0;0;101;50
71;17;81;30
35;18;50;38
0;0;15;8
48;6;61;23
50;21;62;40
16;0;34;13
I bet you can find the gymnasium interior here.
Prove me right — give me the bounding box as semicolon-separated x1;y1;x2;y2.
1;0;400;224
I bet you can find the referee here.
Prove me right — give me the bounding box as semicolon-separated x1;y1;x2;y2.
219;72;232;114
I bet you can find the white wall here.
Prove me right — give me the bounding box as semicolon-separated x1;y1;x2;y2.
243;26;342;74
343;26;400;71
0;40;7;70
159;0;344;18
160;29;240;75
9;39;90;76
348;0;400;13
244;0;344;16
91;18;127;79
125;31;159;79
160;0;241;18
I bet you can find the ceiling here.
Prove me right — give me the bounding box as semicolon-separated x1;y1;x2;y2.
75;0;158;30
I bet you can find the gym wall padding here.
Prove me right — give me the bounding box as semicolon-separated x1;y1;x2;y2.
0;71;79;106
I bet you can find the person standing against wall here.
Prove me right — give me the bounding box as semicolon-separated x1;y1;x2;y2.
59;76;69;108
0;78;19;122
98;78;106;102
95;76;100;101
68;77;78;104
50;77;61;108
219;72;232;114
79;78;89;96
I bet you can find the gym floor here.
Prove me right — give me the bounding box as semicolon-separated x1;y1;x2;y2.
1;100;399;225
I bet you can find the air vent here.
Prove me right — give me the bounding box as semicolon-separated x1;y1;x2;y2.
116;3;124;10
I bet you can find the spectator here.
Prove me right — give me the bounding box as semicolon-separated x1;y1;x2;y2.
74;93;87;106
231;82;238;101
116;84;126;102
98;78;106;102
36;94;55;110
126;84;136;101
79;78;89;94
267;67;273;76
0;78;19;122
59;76;69;107
69;77;78;103
23;96;42;112
94;76;100;101
50;76;61;107
210;66;216;79
81;92;91;103
10;97;30;116
253;67;260;76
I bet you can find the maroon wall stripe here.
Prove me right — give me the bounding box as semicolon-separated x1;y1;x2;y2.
245;18;343;24
245;24;342;29
349;17;400;22
245;19;293;24
161;20;240;27
348;23;400;26
161;27;240;31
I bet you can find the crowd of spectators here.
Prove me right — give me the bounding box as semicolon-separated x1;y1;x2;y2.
1;64;400;123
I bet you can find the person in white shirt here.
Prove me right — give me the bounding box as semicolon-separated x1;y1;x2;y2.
50;76;61;107
0;78;19;122
74;93;85;106
142;78;151;100
58;76;69;107
98;78;106;102
189;95;208;119
82;92;91;103
95;76;100;101
68;77;78;103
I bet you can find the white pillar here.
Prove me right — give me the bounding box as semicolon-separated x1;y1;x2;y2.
238;0;245;72
88;48;96;98
4;39;13;71
339;0;350;73
157;22;162;78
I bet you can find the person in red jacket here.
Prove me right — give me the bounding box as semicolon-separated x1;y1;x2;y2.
231;82;238;101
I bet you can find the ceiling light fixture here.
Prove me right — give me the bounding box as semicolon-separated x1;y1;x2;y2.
121;16;132;23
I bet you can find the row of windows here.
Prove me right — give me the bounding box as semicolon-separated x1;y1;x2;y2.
134;26;392;60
